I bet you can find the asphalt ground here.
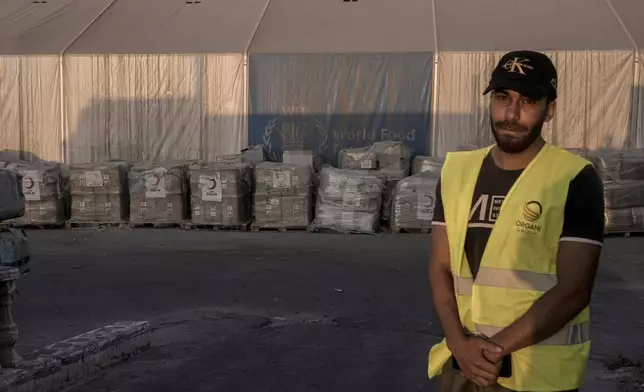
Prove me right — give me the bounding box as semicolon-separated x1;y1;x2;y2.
10;228;644;392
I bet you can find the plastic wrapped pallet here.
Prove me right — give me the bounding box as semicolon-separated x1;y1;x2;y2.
311;167;384;234
339;146;378;170
69;162;130;223
283;150;322;173
605;207;644;233
411;156;445;176
3;161;67;225
0;169;25;221
373;141;411;171
620;149;644;180
283;149;323;205
589;149;644;182
390;171;440;233
215;145;268;166
590;149;623;182
380;170;408;223
215;154;244;164
590;149;644;234
603;181;644;209
241;145;268;165
339;141;411;172
372;142;411;222
129;162;190;225
563;148;590;159
253;162;313;229
189;161;252;227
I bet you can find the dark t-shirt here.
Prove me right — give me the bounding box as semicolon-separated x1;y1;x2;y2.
432;153;605;278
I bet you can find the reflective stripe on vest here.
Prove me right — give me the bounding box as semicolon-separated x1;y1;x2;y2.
454;268;588;346
475;322;590;346
453;267;558;295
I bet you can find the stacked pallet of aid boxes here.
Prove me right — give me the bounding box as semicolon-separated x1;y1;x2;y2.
338;141;411;225
589;149;644;234
311;167;384;234
68;162;130;225
128;162;190;226
3;160;68;227
188;161;252;228
390;156;443;233
252;162;313;230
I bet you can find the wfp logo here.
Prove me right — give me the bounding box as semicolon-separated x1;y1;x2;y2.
522;201;542;222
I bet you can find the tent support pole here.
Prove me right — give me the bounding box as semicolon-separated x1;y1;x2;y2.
430;0;440;157
604;0;641;148
59;55;66;163
243;53;250;151
245;0;272;150
59;0;117;164
635;57;642;148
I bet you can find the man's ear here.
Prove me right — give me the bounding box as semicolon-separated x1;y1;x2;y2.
544;99;556;122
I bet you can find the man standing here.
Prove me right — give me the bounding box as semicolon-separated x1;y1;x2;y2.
427;50;605;392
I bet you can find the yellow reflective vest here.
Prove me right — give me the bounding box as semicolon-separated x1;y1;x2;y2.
428;143;592;391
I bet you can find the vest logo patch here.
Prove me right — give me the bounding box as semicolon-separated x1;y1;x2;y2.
516;200;543;235
522;201;542;222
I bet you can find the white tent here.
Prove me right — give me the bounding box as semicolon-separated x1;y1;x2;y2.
63;0;268;163
609;0;644;148
431;0;641;155
1;0;643;163
248;0;436;164
0;0;114;162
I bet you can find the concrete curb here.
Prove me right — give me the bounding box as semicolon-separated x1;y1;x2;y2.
0;321;151;392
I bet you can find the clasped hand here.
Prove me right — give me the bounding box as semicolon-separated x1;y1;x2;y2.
450;335;504;387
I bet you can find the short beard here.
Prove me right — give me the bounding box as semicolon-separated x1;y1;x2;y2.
490;112;546;154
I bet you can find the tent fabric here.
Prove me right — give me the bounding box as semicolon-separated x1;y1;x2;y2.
432;50;636;156
66;0;269;55
0;55;62;161
248;53;433;165
2;0;644;163
65;54;246;164
60;0;267;163
609;0;644;49
434;0;632;51
635;59;644;148
0;0;112;162
0;0;115;55
249;0;436;54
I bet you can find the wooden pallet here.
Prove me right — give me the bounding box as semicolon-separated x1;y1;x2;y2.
391;227;431;234
250;225;312;233
65;222;128;230
0;222;65;230
126;222;185;229
605;230;644;238
182;222;250;231
307;226;380;235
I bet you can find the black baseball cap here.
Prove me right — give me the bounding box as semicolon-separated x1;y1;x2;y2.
483;50;558;101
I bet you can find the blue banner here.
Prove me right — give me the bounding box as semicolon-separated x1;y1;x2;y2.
249;53;433;166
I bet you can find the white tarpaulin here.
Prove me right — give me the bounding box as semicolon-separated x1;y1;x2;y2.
608;0;644;148
433;51;636;155
0;0;114;162
248;0;436;164
636;58;644;148
431;0;637;156
64;54;246;163
62;0;267;164
2;0;644;161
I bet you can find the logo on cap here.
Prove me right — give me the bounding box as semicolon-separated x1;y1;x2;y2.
502;57;534;76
